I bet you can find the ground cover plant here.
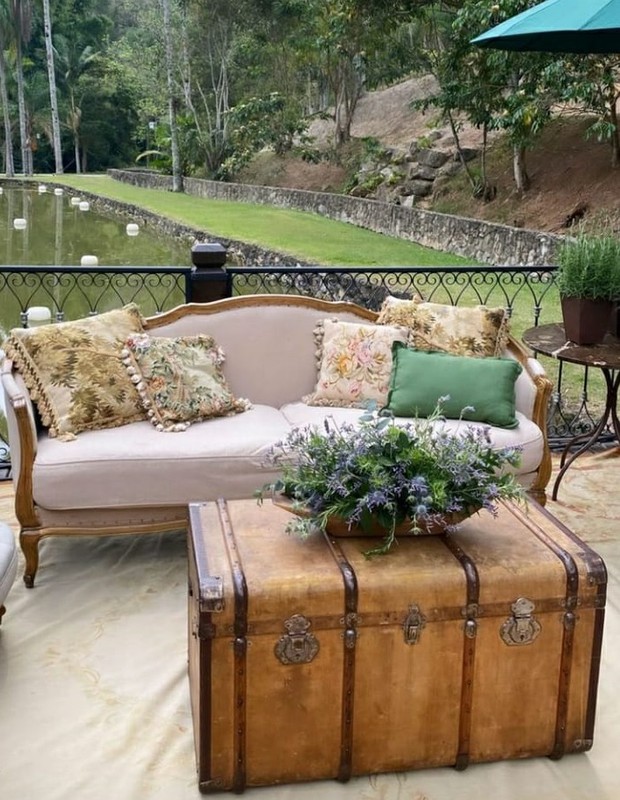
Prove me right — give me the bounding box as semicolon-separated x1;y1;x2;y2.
45;176;470;268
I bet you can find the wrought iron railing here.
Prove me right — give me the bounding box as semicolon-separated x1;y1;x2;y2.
0;265;192;330
0;262;615;480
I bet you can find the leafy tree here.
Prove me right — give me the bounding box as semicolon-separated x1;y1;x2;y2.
54;34;99;172
544;55;620;168
419;0;553;197
218;92;311;179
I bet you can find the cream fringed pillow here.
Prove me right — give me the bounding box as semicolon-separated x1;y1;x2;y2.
303;319;409;408
377;297;508;357
4;304;146;438
122;333;251;432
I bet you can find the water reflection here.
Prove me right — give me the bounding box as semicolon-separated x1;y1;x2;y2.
1;186;190;267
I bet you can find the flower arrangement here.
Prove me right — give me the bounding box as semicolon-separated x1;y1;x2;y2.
257;403;523;556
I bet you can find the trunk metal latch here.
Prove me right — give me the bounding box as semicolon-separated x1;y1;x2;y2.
500;597;542;646
275;614;320;665
403;604;426;645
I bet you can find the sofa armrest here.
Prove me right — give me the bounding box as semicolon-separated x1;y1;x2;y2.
1;359;40;527
506;335;553;504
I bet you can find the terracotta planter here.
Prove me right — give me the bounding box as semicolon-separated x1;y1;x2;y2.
560;296;614;345
272;494;479;537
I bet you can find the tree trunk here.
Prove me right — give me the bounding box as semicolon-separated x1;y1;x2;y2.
42;0;63;173
0;40;15;177
74;132;81;174
14;37;31;175
161;0;183;192
512;144;530;193
333;57;362;147
609;98;620;168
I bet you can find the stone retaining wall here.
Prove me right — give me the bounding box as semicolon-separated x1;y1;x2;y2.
108;169;563;266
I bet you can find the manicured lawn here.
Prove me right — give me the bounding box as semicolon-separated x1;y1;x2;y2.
45;175;474;268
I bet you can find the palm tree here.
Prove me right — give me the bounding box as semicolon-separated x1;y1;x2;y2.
0;3;15;176
41;0;63;173
9;0;33;175
160;0;182;191
54;35;98;173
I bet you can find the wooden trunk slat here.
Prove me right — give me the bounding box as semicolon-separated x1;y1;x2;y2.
188;498;606;793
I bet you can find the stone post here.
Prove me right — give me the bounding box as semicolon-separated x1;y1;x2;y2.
189;242;231;303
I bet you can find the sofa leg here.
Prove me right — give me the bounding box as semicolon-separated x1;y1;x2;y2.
527;486;547;507
20;530;41;588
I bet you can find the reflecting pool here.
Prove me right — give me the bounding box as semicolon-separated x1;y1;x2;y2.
0;185;190;267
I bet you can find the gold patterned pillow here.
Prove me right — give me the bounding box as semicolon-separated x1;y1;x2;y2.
377;298;508;357
122;334;251;432
303;319;409;408
4;304;146;438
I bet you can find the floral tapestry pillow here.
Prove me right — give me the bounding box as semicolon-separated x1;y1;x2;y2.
377;298;508;357
303;319;409;408
122;333;251;432
4;304;146;438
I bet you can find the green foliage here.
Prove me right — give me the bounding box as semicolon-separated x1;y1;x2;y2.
543;55;620;166
555;234;620;301
256;403;523;556
418;0;554;196
218;93;312;180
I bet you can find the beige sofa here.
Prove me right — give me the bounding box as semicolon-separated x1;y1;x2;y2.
1;295;552;587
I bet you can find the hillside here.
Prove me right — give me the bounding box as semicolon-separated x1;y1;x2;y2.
241;76;620;236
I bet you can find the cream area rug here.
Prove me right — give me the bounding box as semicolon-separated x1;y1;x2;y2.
0;452;619;800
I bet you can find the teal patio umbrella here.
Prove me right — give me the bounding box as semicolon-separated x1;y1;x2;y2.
472;0;620;53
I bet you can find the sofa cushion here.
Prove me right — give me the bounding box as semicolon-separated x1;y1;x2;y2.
4;304;145;438
280;402;543;475
386;344;522;429
377;298;508;357
303;319;408;408
32;405;291;510
122;333;250;432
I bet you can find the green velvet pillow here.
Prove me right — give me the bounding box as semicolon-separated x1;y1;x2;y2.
386;343;522;429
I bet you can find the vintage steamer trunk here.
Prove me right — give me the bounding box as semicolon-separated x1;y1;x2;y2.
187;498;606;794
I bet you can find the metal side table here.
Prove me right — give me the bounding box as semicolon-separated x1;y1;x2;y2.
522;323;620;501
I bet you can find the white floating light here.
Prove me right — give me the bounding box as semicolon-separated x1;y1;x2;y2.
78;201;90;211
0;187;3;195
80;255;99;266
126;223;140;237
54;187;63;196
70;197;81;206
38;184;47;193
13;218;27;230
26;306;52;327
